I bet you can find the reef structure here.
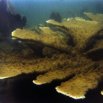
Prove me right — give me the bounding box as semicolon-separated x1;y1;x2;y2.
0;12;103;99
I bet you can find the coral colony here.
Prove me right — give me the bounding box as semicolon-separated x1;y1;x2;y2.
0;12;103;99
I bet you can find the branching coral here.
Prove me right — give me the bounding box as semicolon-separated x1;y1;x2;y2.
0;12;103;99
84;12;103;22
46;17;102;49
56;67;103;99
12;27;70;52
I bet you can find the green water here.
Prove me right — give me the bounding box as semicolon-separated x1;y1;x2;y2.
9;0;103;27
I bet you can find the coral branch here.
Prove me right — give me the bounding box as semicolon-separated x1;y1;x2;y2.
0;12;103;99
56;69;102;99
84;12;103;22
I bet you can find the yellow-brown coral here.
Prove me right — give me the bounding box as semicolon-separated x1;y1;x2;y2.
84;12;103;22
12;27;70;52
0;12;103;100
46;17;102;49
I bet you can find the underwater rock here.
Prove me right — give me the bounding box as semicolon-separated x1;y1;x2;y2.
49;12;62;22
0;0;26;40
0;12;103;99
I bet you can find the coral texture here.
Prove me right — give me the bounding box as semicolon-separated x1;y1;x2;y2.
84;12;103;22
0;12;103;99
